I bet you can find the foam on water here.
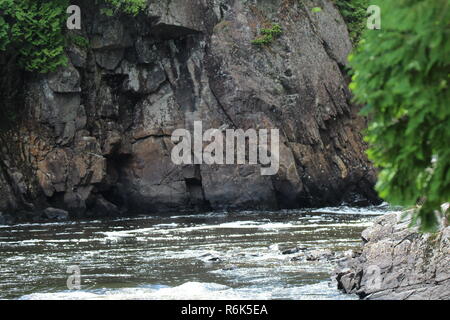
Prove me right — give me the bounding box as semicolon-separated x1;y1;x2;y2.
0;205;398;300
20;280;353;300
311;202;400;215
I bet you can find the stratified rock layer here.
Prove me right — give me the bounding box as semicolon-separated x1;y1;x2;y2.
0;0;380;220
335;213;450;300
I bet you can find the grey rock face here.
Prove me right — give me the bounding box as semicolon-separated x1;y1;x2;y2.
47;63;81;93
0;170;17;212
335;213;450;300
0;0;380;219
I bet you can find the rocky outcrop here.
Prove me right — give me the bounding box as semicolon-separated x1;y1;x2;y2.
0;0;380;222
335;213;450;300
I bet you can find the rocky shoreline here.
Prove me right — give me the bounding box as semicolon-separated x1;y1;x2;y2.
333;212;450;300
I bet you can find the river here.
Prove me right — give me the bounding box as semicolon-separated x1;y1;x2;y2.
0;204;399;300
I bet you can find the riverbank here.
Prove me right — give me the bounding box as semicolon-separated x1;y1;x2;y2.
334;212;450;300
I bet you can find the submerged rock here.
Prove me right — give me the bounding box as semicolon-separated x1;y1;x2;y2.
306;249;334;261
334;212;450;300
282;247;303;255
290;255;304;262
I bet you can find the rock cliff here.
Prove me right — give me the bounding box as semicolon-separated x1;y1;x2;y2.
0;0;380;221
335;212;450;300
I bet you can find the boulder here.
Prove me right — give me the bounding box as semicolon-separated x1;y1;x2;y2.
90;196;121;217
282;248;300;255
335;212;450;300
44;208;70;221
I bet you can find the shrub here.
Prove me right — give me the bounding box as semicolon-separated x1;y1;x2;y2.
101;0;146;16
251;23;283;46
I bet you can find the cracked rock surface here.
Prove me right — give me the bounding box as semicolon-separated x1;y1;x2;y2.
0;0;380;221
334;212;450;300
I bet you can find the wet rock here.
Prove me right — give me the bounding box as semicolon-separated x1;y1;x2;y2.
0;212;15;225
89;196;121;217
306;249;333;261
44;208;69;221
281;247;304;254
290;255;305;262
335;212;450;300
336;269;361;294
199;253;223;264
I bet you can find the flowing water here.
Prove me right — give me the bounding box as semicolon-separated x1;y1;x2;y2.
0;204;399;300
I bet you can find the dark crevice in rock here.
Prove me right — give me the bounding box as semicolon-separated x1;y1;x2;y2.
97;153;132;213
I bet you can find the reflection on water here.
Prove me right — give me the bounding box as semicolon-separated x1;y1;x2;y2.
0;204;399;300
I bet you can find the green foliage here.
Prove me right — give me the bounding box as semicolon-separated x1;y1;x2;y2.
334;0;369;43
102;0;147;16
349;0;450;231
251;23;283;46
68;34;89;48
0;16;10;50
0;0;69;73
0;0;147;73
